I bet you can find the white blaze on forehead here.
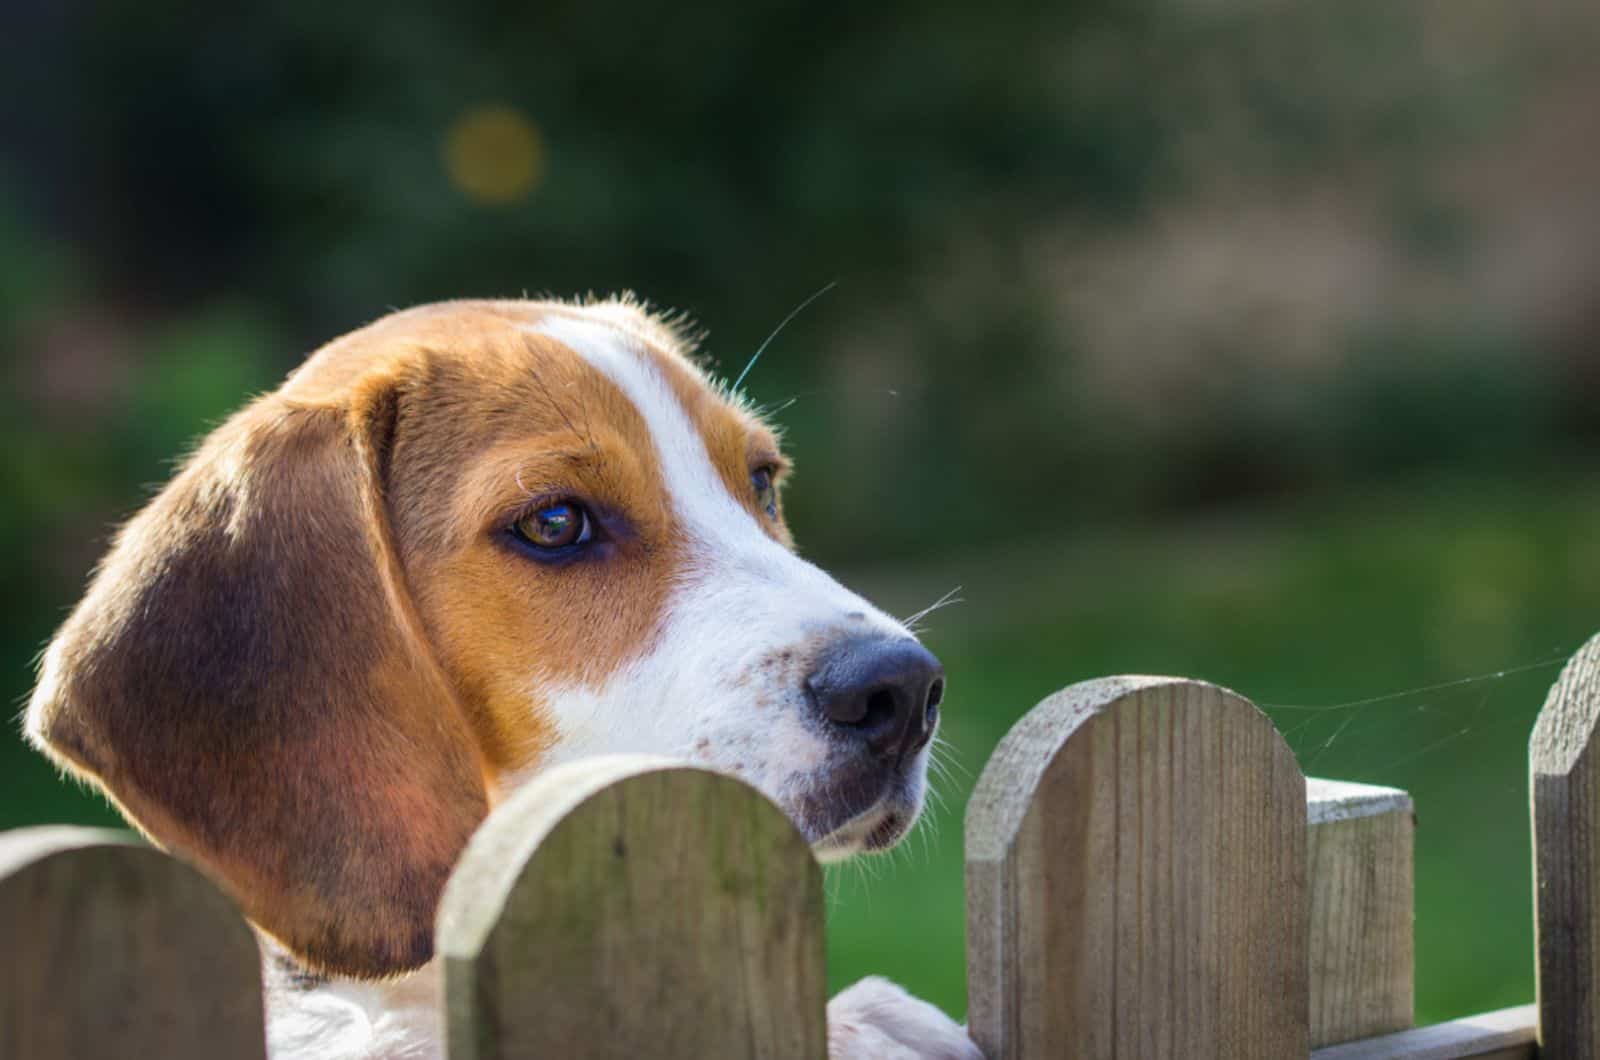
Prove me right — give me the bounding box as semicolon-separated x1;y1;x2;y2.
531;313;751;545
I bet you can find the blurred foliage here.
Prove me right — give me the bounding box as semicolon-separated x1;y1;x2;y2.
2;0;1598;1031
4;0;1596;557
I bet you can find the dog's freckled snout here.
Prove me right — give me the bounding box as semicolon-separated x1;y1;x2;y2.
805;635;944;762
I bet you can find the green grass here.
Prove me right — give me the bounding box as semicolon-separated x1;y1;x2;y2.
825;471;1600;1024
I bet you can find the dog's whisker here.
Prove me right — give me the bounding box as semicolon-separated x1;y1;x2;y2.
755;395;801;418
920;796;945;839
753;385;914;419
910;804;940;868
901;586;965;631
930;734;974;780
856;848;880;889
918;810;940;865
938;755;973;783
731;280;839;394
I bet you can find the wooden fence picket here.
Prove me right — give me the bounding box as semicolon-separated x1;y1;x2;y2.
436;755;826;1060
0;826;266;1059
1307;778;1415;1048
965;676;1309;1060
1531;631;1600;1058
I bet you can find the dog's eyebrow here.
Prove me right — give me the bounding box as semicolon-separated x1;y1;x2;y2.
515;445;604;472
507;446;611;495
447;440;626;539
746;426;786;465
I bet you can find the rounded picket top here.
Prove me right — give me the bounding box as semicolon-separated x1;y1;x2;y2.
0;826;266;1060
966;676;1307;1060
1531;632;1600;776
1530;632;1600;1058
438;755;827;1060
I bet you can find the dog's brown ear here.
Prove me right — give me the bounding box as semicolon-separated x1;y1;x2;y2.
26;377;488;978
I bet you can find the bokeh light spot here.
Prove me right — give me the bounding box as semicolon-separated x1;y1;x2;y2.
443;104;543;205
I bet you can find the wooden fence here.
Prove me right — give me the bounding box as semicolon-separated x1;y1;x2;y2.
3;633;1598;1058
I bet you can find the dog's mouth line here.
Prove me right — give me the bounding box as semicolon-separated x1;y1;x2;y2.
808;797;912;861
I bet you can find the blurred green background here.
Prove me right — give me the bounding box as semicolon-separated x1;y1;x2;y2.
3;0;1597;1030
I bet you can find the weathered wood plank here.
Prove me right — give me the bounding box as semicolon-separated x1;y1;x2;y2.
1307;778;1416;1047
1532;632;1600;1058
966;676;1308;1059
1309;1003;1536;1060
0;826;266;1060
437;755;826;1060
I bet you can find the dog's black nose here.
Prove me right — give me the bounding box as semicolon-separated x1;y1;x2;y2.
806;635;944;762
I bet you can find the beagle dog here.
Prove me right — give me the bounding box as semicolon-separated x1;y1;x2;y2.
26;298;981;1060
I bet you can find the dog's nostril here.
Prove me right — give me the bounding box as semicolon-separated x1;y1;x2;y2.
924;680;944;733
862;687;899;731
911;706;937;754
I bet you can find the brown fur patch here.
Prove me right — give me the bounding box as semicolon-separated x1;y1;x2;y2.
29;398;486;977
25;298;793;978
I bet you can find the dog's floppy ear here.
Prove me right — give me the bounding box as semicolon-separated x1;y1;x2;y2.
26;374;489;978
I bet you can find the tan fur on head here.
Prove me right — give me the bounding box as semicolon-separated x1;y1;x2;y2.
24;298;783;978
27;297;928;985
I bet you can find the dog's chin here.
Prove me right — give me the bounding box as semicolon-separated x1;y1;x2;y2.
810;800;920;862
788;757;929;863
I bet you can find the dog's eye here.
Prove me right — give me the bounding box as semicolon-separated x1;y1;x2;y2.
512;501;592;551
751;466;778;518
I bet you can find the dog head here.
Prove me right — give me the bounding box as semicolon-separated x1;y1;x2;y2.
26;297;943;978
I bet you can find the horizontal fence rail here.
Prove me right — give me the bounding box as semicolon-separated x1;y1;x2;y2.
1309;1005;1536;1060
1;631;1598;1057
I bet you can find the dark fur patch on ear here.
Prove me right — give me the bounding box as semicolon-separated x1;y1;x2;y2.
355;377;404;497
29;390;488;978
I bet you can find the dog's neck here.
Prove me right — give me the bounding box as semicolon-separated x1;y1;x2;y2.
260;937;442;1060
